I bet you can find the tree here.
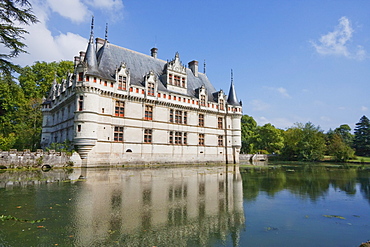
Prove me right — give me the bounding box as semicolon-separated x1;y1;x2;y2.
353;115;370;156
253;123;284;154
281;122;326;161
0;0;38;75
19;61;74;99
327;133;355;162
240;114;258;153
334;124;353;147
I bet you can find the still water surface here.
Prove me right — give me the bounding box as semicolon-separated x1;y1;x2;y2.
0;165;370;246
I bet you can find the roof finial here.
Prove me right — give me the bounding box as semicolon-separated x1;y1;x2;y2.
204;59;206;74
231;69;234;84
105;23;108;41
89;15;94;42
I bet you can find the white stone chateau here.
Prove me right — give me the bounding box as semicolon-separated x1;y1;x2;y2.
41;21;242;166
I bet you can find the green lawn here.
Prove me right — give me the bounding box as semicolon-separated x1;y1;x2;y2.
348;156;370;163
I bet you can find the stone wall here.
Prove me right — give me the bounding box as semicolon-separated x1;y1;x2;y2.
0;149;79;168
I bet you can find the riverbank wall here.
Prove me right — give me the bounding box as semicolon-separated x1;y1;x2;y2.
0;149;81;169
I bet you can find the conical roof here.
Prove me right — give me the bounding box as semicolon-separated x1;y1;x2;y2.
227;81;240;106
84;17;99;74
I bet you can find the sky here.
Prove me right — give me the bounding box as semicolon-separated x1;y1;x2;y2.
10;0;370;132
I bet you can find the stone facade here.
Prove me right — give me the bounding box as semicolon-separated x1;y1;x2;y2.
41;21;242;167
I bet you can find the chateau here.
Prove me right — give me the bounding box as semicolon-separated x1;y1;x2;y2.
41;22;242;166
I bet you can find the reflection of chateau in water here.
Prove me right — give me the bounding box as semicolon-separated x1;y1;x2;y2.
72;166;245;246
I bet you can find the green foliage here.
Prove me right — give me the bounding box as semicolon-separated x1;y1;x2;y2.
19;61;74;99
0;214;46;223
0;133;16;150
253;123;284;154
327;133;355;162
353;115;370;156
46;140;75;155
241;114;258;153
0;61;73;151
334;124;353;147
0;0;38;75
281;122;326;161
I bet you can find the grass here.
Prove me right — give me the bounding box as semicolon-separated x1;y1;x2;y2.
348;156;370;163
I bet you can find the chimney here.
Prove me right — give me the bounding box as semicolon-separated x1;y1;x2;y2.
96;37;105;51
79;51;86;61
188;60;198;77
151;47;158;58
74;56;80;66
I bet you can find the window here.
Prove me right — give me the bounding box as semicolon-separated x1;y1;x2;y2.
169;74;173;84
145;105;153;120
184;112;187;125
78;95;83;111
86;75;90;82
200;95;206;106
199;114;204;127
104;81;107;86
175;132;182;145
114;126;124;142
174;75;180;86
199;134;205;146
77;125;81;132
118;75;127;90
169;131;173;144
182;78;185;88
148;82;155;96
219;99;225;110
144;129;152;143
175;110;182;124
218;135;223;147
218;117;223;129
169;109;174;123
115;101;124;117
93;77;97;83
78;72;83;82
169;132;186;145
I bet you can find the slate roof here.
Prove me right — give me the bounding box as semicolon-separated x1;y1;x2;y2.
85;39;239;105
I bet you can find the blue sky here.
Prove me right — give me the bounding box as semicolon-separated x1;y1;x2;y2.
14;0;370;132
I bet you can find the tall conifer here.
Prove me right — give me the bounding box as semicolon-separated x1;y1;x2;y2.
353;115;370;156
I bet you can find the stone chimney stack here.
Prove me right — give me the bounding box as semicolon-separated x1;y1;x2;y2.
74;56;80;66
79;51;86;61
151;47;158;58
188;60;199;77
96;37;105;51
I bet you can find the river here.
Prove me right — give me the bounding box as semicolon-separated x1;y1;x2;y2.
0;164;369;246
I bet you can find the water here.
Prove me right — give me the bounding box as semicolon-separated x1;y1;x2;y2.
0;165;369;246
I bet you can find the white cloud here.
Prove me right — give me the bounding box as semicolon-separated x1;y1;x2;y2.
311;16;366;60
361;106;368;111
277;87;290;98
251;99;270;111
265;86;291;98
46;0;90;23
10;0;88;66
86;0;123;10
257;116;294;129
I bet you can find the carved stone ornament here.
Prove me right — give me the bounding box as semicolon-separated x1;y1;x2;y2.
167;52;186;74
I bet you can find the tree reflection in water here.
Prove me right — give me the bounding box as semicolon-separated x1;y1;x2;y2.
241;165;370;203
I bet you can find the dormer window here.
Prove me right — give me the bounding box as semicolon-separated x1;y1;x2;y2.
165;52;187;91
116;63;130;91
118;75;127;90
219;99;225;110
78;72;83;82
148;82;155;96
200;95;206;106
